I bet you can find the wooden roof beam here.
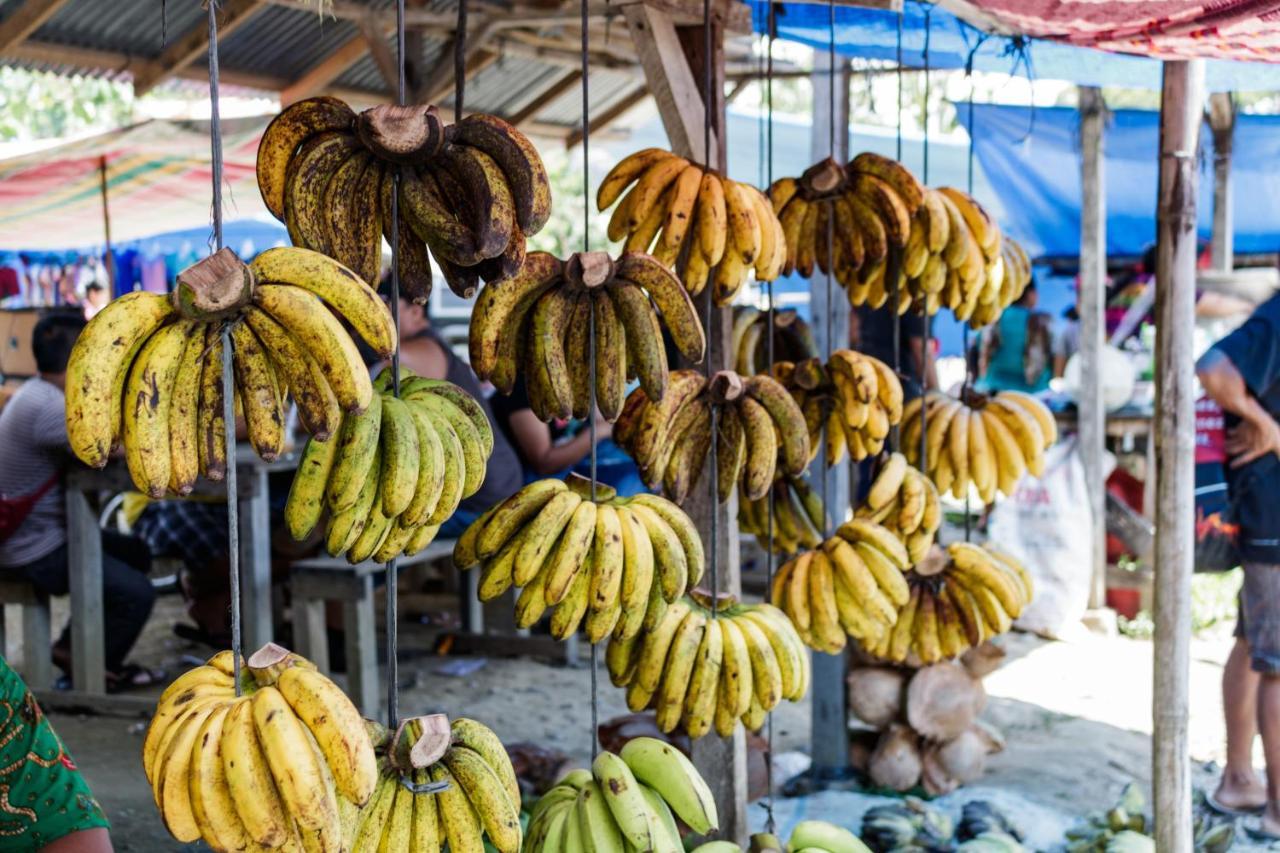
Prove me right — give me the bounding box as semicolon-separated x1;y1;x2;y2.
508;68;582;126
132;0;268;95
564;84;647;148
280;28;381;105
0;0;72;53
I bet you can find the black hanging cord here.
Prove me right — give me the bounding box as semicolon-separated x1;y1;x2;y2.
917;1;931;479
700;0;719;619
208;0;241;697
455;0;468;122
894;10;903;163
762;2;777;834
580;0;601;760
820;0;835;535
961;38;978;545
385;0;408;731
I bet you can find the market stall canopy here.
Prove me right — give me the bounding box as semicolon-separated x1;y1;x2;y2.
0;115;269;250
958;102;1280;260
751;1;1280;90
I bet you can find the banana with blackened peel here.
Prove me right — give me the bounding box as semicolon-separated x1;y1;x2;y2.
455;475;698;643
604;594;808;739
903;389;1055;502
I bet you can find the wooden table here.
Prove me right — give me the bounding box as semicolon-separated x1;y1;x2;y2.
58;445;296;706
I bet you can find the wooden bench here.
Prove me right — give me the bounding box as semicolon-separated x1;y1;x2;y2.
0;579;52;690
289;539;456;715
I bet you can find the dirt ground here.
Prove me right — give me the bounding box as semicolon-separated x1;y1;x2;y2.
28;593;1251;850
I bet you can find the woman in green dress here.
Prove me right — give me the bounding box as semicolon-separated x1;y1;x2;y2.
977;281;1053;394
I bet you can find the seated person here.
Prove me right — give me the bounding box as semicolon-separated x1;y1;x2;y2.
0;314;159;691
0;654;112;850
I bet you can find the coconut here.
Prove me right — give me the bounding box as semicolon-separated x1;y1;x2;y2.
906;662;985;741
920;741;959;796
847;667;907;728
935;727;989;783
868;723;922;791
961;640;1007;679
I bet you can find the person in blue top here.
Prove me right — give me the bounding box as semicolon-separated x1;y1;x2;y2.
976;281;1053;394
1198;290;1280;833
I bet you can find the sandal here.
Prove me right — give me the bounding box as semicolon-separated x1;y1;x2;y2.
106;664;166;693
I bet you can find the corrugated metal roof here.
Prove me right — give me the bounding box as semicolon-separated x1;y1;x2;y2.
26;0;205;58
535;68;640;125
216;6;362;81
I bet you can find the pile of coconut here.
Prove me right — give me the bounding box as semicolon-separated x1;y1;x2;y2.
847;643;1005;795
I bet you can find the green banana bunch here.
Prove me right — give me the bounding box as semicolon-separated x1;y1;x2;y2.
284;366;494;564
860;799;953;852
454;475;704;645
524;736;718;852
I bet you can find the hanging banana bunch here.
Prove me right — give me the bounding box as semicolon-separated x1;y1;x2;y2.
774;349;903;466
865;541;1034;666
65;247;396;498
256;96;551;302
854;452;943;564
613;369;810;505
902;389;1057;503
453;476;705;645
468;251;706;422
596;148;785;304
730;305;818;377
773;519;912;654
604;592;809;738
738;475;828;556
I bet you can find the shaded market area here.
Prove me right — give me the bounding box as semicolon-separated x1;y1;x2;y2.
0;0;1276;851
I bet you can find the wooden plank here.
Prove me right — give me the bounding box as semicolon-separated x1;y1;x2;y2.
21;593;50;689
564;85;648;148
623;2;718;165
807;48;851;780
1152;57;1204;852
65;484;104;694
419;21;499;107
1207;92;1235;272
1078;85;1108;611
281;32;373;106
509;69;582;126
614;0;752;33
238;465;273;652
293;596;330;672
0;0;71;53
344;575;379;716
360;11;400;94
132;0;267;95
32;688;155;716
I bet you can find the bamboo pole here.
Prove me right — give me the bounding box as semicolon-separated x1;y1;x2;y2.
1077;86;1107;610
1207;92;1235;273
1152;58;1204;852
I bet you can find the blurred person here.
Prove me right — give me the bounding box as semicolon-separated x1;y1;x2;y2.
81;283;108;320
851;304;937;400
0;655;112;851
1197;289;1280;832
1053;305;1080;379
0;314;159;690
976;282;1052;394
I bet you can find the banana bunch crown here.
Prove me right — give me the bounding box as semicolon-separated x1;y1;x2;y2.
863;540;1033;667
65;245;396;498
774;518;910;655
257;96;552;301
596;148;785;304
730;306;818;377
468;249;706;425
141;642;378;851
854;452;942;565
738;474;827;556
902;389;1056;505
604;593;809;739
453;476;705;645
285;366;495;565
347;714;524;853
525;736;718;852
613;368;809;506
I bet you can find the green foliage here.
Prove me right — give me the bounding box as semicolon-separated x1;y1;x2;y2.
1118;567;1242;640
0;67;134;141
526;147;612;258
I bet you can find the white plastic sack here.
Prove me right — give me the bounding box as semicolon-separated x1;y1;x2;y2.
987;438;1094;638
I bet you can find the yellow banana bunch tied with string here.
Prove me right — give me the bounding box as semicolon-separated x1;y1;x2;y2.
864;541;1034;666
605;592;809;738
773;349;903;465
902;389;1057;503
65;246;395;497
454;475;704;644
854;453;943;564
596;148;785;303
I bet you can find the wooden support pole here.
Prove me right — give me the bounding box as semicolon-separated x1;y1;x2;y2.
1207;92;1235;273
1077;86;1107;610
808;47;851;780
1152;57;1204;853
623;4;744;843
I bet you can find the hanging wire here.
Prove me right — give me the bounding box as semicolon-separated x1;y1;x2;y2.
207;0;241;697
762;2;777;834
917;1;931;479
455;0;468;122
894;11;903;163
820;0;836;536
579;0;601;760
700;0;719;620
384;0;408;731
961;36;978;545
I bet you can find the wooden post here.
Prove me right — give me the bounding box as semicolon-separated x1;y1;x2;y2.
1207;92;1235;273
624;3;744;843
808;47;851;780
1077;86;1107;611
1153;58;1204;852
98;155;115;295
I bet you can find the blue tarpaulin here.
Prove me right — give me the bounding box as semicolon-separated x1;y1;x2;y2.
752;1;1280;91
959;102;1280;259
